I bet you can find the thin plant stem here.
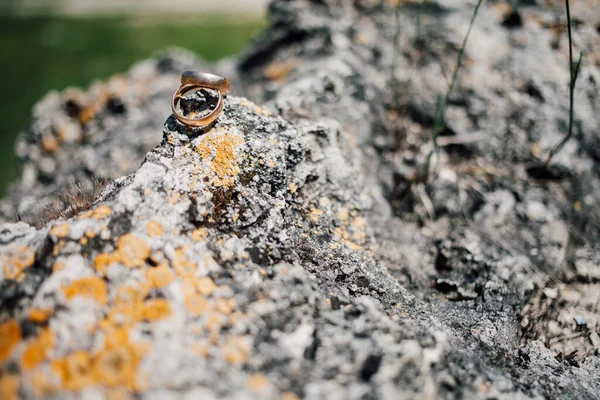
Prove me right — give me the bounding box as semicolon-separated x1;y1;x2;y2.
545;0;583;164
431;0;484;148
392;5;401;108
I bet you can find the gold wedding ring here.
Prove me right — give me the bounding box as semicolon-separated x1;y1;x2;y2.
171;71;230;129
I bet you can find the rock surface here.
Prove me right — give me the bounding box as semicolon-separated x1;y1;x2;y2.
1;0;600;399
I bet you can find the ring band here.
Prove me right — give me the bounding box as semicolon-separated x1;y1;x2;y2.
171;72;230;129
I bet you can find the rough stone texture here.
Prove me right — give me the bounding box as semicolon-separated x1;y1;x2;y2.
1;0;600;399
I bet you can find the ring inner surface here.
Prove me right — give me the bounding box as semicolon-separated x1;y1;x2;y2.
175;86;220;120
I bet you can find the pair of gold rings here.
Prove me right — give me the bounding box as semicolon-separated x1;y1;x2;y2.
171;71;230;129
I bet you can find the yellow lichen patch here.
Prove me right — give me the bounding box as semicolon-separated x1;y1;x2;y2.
116;234;150;268
28;308;54;323
196;131;245;188
247;373;269;392
85;229;97;239
146;221;164;237
309;208;324;223
191;227;208;241
142;299;172;321
52;240;67;258
91;205;112;219
62;276;108;306
204;312;225;332
173;247;197;279
52;327;149;392
215;298;236;315
221;336;251;365
49;224;70;238
94;253;119;275
78;209;94;220
2;245;35;280
167;192;181;205
28;368;59;398
100;283;151;327
264;58;298;82
185;294;211;317
93;329;148;389
331;212;368;251
115;284;151;309
0;320;21;362
52;260;66;273
190;342;209;358
146;265;174;289
0;373;19;400
41;135;60;153
196;277;217;296
289;183;297;194
282;392;301;400
106;388;134;400
21;328;54;370
51;351;95;391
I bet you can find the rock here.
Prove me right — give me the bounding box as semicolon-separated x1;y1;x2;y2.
1;0;600;398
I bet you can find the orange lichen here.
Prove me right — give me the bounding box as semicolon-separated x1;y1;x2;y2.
0;320;21;362
100;283;152;328
85;229;97;238
21;328;54;370
264;58;298;82
51;328;149;392
309;208;324;223
332;227;363;251
282;392;301;400
116;234;150;268
247;373;269;392
205;312;225;332
51;351;95;391
215;298;236;315
106;388;134;400
142;299;172;321
52;260;66;273
0;373;19;400
173;247;197;279
196;277;216;296
221;336;251;365
62;276;108;306
28;368;59;398
190;342;209;358
92;205;112;219
41;135;60;153
52;240;67;257
28;308;54;323
146;265;174;289
191;227;208;241
115;284;151;308
93;327;150;390
2;245;35;280
146;221;164;237
185;295;211;317
196;132;245;188
94;253;120;275
49;224;70;238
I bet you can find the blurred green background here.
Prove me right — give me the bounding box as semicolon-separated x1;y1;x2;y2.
0;7;266;196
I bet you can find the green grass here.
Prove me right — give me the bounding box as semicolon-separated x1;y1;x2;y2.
0;14;266;196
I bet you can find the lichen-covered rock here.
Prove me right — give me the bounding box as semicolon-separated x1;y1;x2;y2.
0;49;210;224
2;0;600;399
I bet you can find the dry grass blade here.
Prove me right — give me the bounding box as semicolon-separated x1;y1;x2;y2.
34;178;110;227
